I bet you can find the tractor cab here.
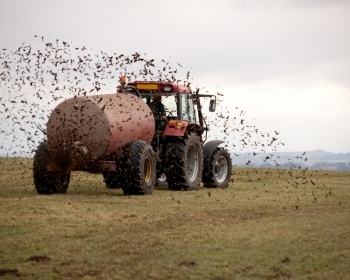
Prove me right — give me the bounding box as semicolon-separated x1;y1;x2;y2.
118;79;217;138
128;81;196;122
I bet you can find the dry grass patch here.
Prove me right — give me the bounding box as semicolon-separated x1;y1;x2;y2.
0;158;349;279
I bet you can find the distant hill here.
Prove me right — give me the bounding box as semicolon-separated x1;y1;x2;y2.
231;150;350;171
302;149;334;157
1;149;349;170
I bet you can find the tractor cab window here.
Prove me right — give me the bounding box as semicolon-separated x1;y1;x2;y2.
179;94;196;123
162;95;178;119
141;94;178;119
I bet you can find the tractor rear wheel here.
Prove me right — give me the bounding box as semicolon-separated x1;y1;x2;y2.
203;148;232;188
122;140;156;195
164;134;203;191
33;140;70;194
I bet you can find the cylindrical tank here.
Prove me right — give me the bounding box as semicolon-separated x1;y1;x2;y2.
47;93;155;162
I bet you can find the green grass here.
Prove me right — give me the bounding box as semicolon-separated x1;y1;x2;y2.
0;157;349;279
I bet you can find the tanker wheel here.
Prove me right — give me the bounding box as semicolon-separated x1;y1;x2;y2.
122;140;156;195
52;172;70;193
164;133;203;191
102;171;123;189
33;140;71;194
203;148;232;188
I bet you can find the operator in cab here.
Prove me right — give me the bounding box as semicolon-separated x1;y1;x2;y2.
148;95;167;130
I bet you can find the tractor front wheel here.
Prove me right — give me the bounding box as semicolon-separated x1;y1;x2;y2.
203;148;232;188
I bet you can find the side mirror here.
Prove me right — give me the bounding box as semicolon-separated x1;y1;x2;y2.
209;99;216;112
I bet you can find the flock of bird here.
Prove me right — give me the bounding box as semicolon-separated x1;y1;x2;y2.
0;36;320;189
0;37;190;156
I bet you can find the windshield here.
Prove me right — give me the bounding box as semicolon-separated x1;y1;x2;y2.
141;94;178;118
162;95;177;118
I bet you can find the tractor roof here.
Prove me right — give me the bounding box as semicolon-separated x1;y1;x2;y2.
128;81;191;94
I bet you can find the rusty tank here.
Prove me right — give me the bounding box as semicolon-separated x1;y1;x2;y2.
46;93;155;171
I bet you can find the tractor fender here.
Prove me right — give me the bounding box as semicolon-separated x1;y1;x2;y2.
202;140;224;175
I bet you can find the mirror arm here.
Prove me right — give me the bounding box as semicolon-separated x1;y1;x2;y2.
195;89;205;135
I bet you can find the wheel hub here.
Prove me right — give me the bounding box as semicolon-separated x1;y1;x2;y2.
144;157;152;183
187;144;199;182
214;156;228;183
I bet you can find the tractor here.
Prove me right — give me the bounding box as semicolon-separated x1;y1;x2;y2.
33;78;232;195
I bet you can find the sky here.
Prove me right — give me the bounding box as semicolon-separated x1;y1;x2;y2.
1;0;350;154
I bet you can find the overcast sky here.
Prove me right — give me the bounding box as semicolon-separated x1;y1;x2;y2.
1;0;350;153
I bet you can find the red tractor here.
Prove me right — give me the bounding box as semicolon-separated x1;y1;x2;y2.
33;78;232;195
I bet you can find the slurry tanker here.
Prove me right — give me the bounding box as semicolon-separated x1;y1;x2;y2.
33;78;232;195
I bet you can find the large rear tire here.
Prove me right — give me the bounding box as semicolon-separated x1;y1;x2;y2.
202;148;232;188
164;134;203;191
33;141;70;194
122;140;156;195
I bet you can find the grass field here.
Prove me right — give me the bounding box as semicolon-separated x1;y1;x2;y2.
0;157;349;279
